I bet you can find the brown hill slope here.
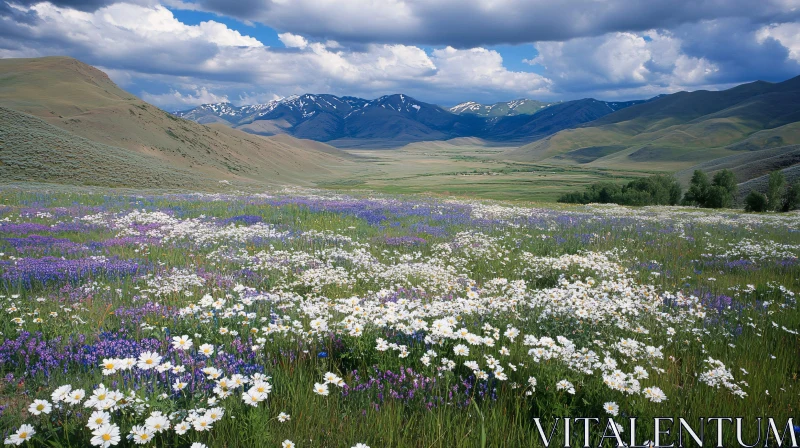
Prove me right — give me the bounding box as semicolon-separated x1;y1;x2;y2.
0;56;357;187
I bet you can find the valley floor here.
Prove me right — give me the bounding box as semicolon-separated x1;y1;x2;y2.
320;143;658;202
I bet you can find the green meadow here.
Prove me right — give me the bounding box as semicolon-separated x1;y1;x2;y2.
0;187;798;447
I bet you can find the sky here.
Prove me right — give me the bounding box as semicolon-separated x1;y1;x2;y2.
1;0;799;110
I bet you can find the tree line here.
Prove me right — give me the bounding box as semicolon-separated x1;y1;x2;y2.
557;169;799;212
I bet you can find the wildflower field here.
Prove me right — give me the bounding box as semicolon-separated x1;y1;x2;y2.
0;187;798;447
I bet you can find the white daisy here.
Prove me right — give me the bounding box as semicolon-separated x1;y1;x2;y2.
90;423;120;448
4;424;35;446
136;352;162;370
130;425;154;445
28;399;51;415
603;402;620;416
313;382;329;396
87;411;111;430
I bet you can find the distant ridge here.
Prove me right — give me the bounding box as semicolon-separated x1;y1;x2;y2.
502;74;800;192
175;93;647;147
448;99;555;118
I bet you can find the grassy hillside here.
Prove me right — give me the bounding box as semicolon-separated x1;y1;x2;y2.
676;144;800;184
737;164;800;198
485;98;644;143
3;56;798;201
0;106;206;189
0;57;138;118
0;57;357;187
504;76;800;180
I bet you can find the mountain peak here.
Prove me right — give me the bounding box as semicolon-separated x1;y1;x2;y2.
366;93;429;113
449;98;555;118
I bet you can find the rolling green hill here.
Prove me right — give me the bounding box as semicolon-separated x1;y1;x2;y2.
504;76;800;182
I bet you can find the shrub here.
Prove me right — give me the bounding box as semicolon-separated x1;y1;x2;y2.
704;185;734;208
767;171;786;211
744;191;768;212
682;170;710;206
712;170;737;195
783;181;800;212
683;169;737;208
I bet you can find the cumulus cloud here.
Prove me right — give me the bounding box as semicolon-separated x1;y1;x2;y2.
7;0;158;11
26;2;263;47
431;47;551;95
278;32;307;49
0;1;264;79
168;0;800;47
0;2;558;108
1;0;798;108
672;18;800;84
757;22;800;62
527;30;721;97
141;86;228;107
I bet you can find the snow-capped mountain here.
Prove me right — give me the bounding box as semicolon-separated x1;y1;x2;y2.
449;99;554;117
363;94;432;114
173;100;281;125
259;94;368;124
174;93;647;146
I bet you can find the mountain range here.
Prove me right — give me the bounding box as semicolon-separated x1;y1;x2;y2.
175;94;648;147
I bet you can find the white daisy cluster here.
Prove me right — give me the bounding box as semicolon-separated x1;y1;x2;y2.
314;371;346;397
112;210;290;245
698;357;748;398
703;238;799;262
17;367;272;446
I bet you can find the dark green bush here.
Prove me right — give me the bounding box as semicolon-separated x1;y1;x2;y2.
767;171;785;211
682;170;710;206
783;181;800;212
744;191;768;212
682;169;737;208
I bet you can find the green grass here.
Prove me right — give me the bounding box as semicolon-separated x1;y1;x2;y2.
329;143;655;201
